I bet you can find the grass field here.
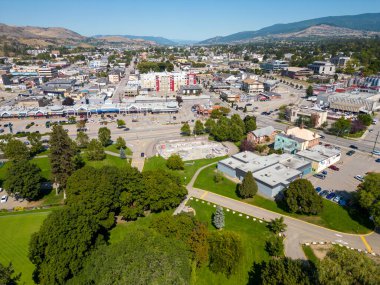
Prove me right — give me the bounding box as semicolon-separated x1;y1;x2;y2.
0;212;50;285
188;200;271;285
193;164;372;234
143;156;226;185
109;201;271;285
302;245;319;265
105;144;132;156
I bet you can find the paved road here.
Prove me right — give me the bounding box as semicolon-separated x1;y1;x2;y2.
186;163;380;259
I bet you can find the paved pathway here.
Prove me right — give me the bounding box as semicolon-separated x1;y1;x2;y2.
185;163;380;259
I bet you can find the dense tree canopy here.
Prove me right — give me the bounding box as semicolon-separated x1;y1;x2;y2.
27;132;44;156
0;262;21;285
283;179;323;215
3;139;30;162
4;160;42;201
356;172;380;226
86;139;106;161
67;229;191;285
166;153;185;170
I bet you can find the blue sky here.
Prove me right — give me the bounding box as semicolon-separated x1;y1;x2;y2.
0;0;379;40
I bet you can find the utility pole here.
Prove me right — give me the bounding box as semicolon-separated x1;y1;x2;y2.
372;131;380;155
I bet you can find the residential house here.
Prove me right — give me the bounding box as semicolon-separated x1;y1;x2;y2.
247;126;276;144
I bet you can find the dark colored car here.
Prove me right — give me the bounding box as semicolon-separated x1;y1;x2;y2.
320;135;325;139
123;127;130;131
349;145;358;149
326;193;336;200
315;187;322;193
313;174;326;180
346;150;356;156
322;170;328;175
329;165;340;171
320;190;329;197
376;158;380;163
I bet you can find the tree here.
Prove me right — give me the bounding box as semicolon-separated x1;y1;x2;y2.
181;122;191;136
142;170;187;212
115;136;126;149
231;114;245;133
0;262;21;285
283;179;323;215
356;173;380;226
76;131;89;148
67;229;191;285
49;125;76;189
357;113;372;127
166;154;184;170
116;119;126;128
4;160;42;201
265;236;284;257
229;123;244;142
330;117;351;136
238;171;258;198
98;127;111;146
244;115;257;133
208;231;243;277
267;217;287;234
27;132;44;156
119;148;126;159
318;246;380;285
213;205;225;229
252;258;315;285
62;97;74;106
76;120;86;130
211;117;230;141
3;139;30;162
306;85;313;97
86;139;106;161
193;120;204;135
204;118;216;133
29;206;105;284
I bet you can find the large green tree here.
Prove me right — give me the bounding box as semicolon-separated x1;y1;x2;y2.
356;172;380;226
357;113;372;127
181;122;191;136
267;217;287;234
244;115;257;133
75;131;89;148
49;125;76;189
265;236;284;257
330;117;351;136
115;136;126;150
204;118;216;133
283;179;323;215
166;154;184;170
208;231;243;277
29;206;105;285
98;127;111;147
4;160;42;201
86;139;106;161
67;229;191;285
3;139;30;162
238;171;258;198
27;132;44;156
318;246;380;285
193;120;205;135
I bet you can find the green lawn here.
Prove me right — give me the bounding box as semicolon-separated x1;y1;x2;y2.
302;245;319;265
143;156;227;185
0;212;50;285
194;165;372;234
188;200;271;285
109;201;271;285
105;144;132;156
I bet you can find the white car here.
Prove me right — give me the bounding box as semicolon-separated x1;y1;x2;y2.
0;195;8;203
354;175;364;182
0;187;3;192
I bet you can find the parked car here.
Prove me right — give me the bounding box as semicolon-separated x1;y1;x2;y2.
0;195;8;203
315;187;322;193
320;135;325;139
325;144;331;147
326;192;336;200
369;129;373;133
339;199;347;206
372;150;380;156
333;195;341;203
346;150;356;156
349;145;358;149
329;165;340;171
321;170;328;175
320;190;329;197
123;127;130;131
375;158;380;163
354;175;364;182
313;174;326;180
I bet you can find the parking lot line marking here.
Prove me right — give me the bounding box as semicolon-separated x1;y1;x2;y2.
200;191;208;199
360;236;372;253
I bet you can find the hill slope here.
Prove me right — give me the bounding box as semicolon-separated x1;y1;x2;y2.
200;12;380;44
93;34;176;45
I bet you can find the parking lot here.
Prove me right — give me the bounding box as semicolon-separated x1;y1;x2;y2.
308;151;379;199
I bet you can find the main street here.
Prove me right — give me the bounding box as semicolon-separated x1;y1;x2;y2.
186;163;380;259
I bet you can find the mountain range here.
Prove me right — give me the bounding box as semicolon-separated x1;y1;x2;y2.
0;12;380;48
199;12;380;44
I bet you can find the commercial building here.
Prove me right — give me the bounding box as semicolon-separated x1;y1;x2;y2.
220;90;241;102
140;72;196;92
108;72;121;84
217;152;312;198
296;145;341;173
274;127;320;154
38;67;58;78
286;107;328;128
179;85;202;95
316;92;380;112
281;67;313;80
241;79;264;94
260;60;289;73
307;61;336;75
330;55;350;67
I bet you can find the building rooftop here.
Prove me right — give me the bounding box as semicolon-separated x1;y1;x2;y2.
253;163;301;187
232;151;260;163
286;127;320;141
251;126;275;138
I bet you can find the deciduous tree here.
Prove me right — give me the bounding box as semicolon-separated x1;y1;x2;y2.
86;139;106;161
166;154;184;170
98;127;111;146
238;171;258;198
